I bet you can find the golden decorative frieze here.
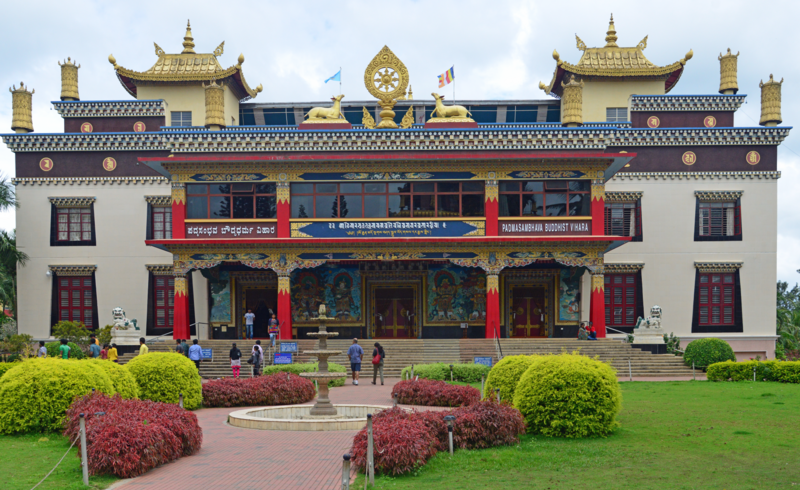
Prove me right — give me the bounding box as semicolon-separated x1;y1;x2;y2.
694;262;743;273
145;195;172;206
174;275;188;297
718;48;739;95
591;273;604;293
13;176;168;186
605;263;644;274
59;58;80;101
361;107;376;129
203;80;225;128
278;274;291;294
759;74;782;127
400;106;414;129
591;180;605;201
463;221;486;236
629;94;745;112
276;182;289;204
605;191;642;203
290;222;313;238
145;264;174;276
49;264;97;276
560;75;584;127
611;171;780;181
10;82;34;133
230;271;277;284
171;182;186;205
486;274;499;294
52;100;167;118
695;190;743;202
48;196;96;208
485;180;498;202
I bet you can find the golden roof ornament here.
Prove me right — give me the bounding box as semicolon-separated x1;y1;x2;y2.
182;20;196;54
203;79;225;130
428;93;474;123
718;48;739;95
361;107;376;129
9;82;34;133
303;95;346;122
759;74;783;127
400;106;414;129
604;14;618;47
560;75;584;127
59;57;80;101
363;46;410;129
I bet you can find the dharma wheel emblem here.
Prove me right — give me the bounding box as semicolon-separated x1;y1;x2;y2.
363;46;410;129
704;115;717;128
746;151;760;165
646;116;660;128
682;151;697;166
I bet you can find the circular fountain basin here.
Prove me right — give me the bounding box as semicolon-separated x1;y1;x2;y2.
228;404;393;431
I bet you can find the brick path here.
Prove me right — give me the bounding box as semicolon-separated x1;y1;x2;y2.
112;378;418;490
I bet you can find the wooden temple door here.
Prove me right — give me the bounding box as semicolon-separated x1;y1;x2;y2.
511;287;547;338
374;287;415;339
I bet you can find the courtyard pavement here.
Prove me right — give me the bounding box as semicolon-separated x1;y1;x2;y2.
110;374;705;490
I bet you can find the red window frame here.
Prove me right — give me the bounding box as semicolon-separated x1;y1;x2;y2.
153;276;175;329
698;273;735;326
186;183;277;219
604;202;641;237
58;276;94;327
604;274;637;327
698;201;741;237
498;180;590;217
56;207;92;242
289;181;485;219
152;206;172;239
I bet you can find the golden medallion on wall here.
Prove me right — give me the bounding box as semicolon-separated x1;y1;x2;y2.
39;157;54;172
80;122;93;133
746;151;761;165
681;151;697;166
703;115;717;128
646;116;660;128
363;46;410;129
102;157;117;171
133;121;146;132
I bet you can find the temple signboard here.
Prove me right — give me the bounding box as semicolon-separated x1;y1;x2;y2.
499;219;591;236
291;220;485;238
185;222;277;239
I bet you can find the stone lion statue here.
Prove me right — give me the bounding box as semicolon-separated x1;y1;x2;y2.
112;307;139;331
634;305;662;331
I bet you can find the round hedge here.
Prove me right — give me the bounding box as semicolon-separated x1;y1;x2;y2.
683;338;736;371
261;361;347;387
87;360;139;399
125;353;202;410
484;355;536;402
0;358;115;434
45;341;85;359
513;354;622;438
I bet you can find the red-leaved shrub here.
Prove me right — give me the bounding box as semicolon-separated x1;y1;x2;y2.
350;402;525;475
64;392;203;478
351;408;437;475
202;373;315;407
391;379;480;407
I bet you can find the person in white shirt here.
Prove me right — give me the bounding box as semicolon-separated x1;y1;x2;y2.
244;309;256;339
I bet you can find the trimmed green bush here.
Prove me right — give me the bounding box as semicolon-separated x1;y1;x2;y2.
707;360;800;383
684;338;736;371
87;359;139;398
125;353;202;410
0;358;115;433
262;362;347;387
400;363;491;383
0;362;18;379
513;353;622;438
45;341;85;360
484;355;536;402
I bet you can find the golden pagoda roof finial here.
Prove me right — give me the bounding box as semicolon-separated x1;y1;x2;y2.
604;14;618;48
182;20;196;54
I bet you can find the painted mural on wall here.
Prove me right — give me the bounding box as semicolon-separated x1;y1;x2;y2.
291;265;362;324
558;268;581;323
209;270;232;323
426;264;486;324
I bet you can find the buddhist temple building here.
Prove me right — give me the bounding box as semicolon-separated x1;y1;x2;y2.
3;18;788;360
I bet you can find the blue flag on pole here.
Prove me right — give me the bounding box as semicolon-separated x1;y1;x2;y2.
325;70;341;83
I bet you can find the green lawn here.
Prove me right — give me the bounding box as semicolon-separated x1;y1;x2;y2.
0;433;117;490
356;381;800;489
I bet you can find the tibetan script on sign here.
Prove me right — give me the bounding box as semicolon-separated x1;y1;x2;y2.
186;222;277;239
499;220;591;236
292;220;484;238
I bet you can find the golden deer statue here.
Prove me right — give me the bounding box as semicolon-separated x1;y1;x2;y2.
305;94;346;121
430;93;472;119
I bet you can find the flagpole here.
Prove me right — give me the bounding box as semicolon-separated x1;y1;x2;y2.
453;64;455;103
339;66;342;95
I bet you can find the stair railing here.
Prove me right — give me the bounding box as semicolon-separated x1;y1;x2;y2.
145;331;173;344
492;321;504;361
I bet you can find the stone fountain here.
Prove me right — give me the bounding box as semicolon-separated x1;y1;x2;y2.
300;304;344;416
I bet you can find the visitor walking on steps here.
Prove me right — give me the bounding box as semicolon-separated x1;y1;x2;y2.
371;342;385;386
268;314;279;347
230;343;242;378
181;338;189;358
108;343;118;363
244;309;256;339
347;338;364;385
189;339;202;372
100;344;109;360
251;340;264;377
138;338;149;355
90;340;101;358
175;339;184;354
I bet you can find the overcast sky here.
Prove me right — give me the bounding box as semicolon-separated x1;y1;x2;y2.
1;0;798;282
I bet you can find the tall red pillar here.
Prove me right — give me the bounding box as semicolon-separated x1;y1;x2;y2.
277;182;290;238
172;183;186;239
486;273;500;338
173;274;191;339
277;274;292;340
591;180;605;235
485;180;499;236
589;272;606;338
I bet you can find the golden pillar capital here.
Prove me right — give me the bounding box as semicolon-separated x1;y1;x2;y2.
485;180;498;203
276;182;290;204
486;273;499;294
171;182;186;205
